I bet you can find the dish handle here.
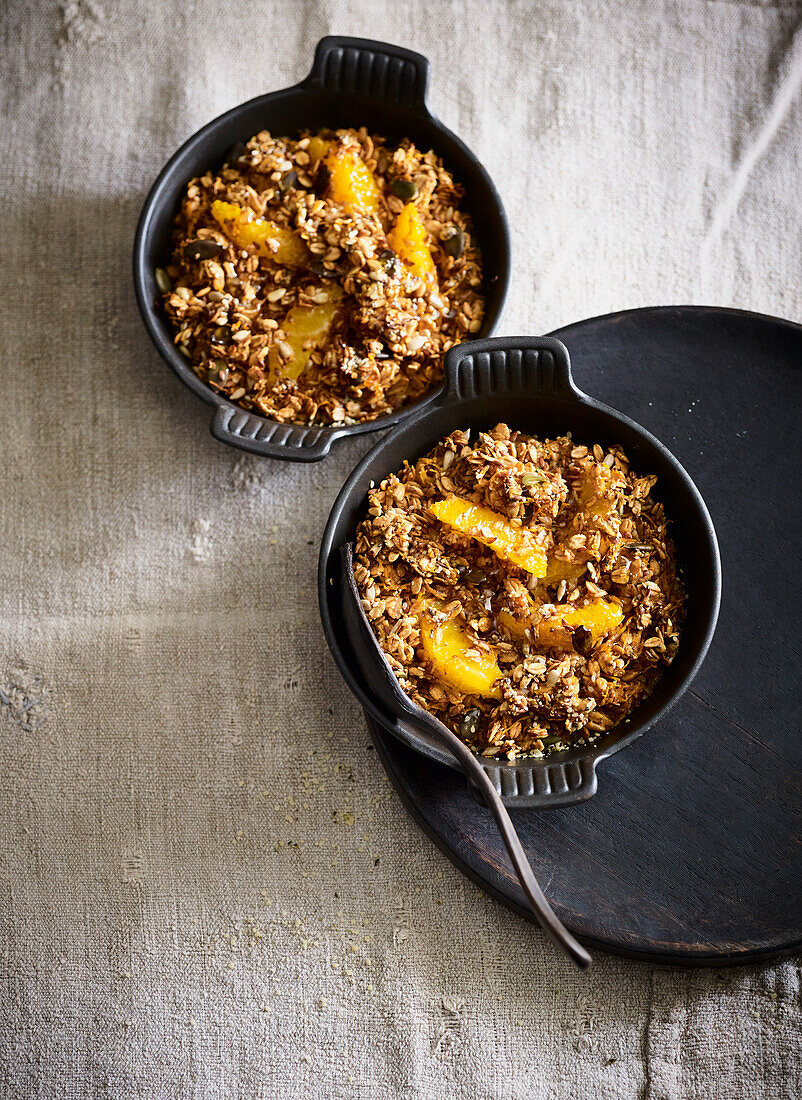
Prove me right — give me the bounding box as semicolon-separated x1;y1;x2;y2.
396;713;601;809
474;756;599;809
441;335;581;404
303;36;430;110
211;404;343;462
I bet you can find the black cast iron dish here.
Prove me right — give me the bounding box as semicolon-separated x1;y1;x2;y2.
133;36;510;462
319;335;721;809
320;334;720;963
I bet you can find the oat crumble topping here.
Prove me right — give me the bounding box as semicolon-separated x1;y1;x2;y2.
354;424;685;759
158;127;485;425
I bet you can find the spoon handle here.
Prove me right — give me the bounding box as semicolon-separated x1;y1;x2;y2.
436;724;592;970
341;543;590;969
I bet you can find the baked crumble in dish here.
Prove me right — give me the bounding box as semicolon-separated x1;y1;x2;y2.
156;128;485;425
353;424;685;759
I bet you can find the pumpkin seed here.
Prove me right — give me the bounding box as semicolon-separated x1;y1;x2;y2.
211;325;231;344
225;141;249;165
378;247;396;273
207;359;228;383
279;169;298;193
391;178;418;201
154;267;172;294
314;163;331;194
442;227;465;258
459;708;481;739
465;567;486;584
308;258;340;279
572;625;594;657
184;239;223;261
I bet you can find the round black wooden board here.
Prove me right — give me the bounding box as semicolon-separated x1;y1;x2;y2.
367;306;802;966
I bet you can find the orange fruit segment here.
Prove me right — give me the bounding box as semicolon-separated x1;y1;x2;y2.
542;556;587;586
211;200;307;266
497;607;533;644
324;146;380;214
388;202;436;283
576;463;621;519
267;288;344;382
430;498;547;576
538;600;624;651
499;598;623;652
306;136;331;163
420;609;501;698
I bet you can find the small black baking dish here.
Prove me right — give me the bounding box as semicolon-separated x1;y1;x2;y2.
319;336;721;808
133;36;510;462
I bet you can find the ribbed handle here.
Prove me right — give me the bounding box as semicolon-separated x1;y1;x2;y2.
305;36;429;108
443;337;578;403
211;404;341;462
476;757;598;809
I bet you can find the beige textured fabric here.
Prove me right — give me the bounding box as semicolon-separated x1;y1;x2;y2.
2;0;801;1096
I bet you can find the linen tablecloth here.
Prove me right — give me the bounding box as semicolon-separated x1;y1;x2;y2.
2;1;800;1096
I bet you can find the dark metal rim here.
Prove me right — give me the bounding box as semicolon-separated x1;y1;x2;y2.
550;302;802;338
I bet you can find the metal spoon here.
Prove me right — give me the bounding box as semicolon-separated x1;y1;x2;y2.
342;544;591;970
